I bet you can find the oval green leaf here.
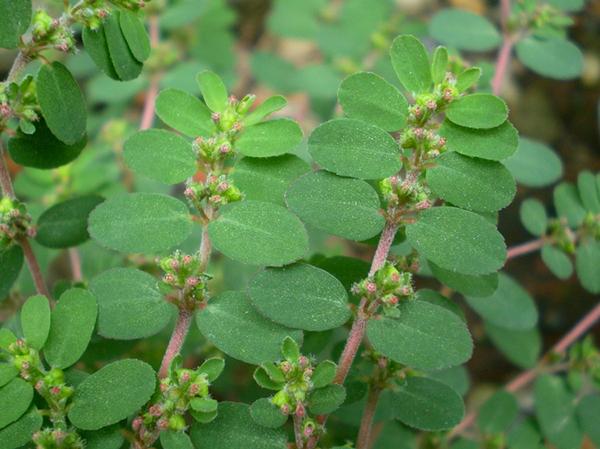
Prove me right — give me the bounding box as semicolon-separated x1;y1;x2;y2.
0;378;33;429
503;137;563;187
519;198;547;237
465;273;537;330
0;246;23;300
429;9;501;51
196;291;302;364
0;0;31;49
446;94;508;130
68;359;156;430
406;207;506;275
90;268;174;340
516;37;583;80
20;295;50;350
338;72;408;131
576;241;600;294
429;261;498;298
104;11;143;81
248;263;350;331
208;200;308;266
36;195;104;249
286;171;385;241
236;119;303;158
477;391;518;434
541;245;573;280
82;26;119;80
89;193;192;254
308;118;401;180
439;120;518;161
119;10;151;62
393;376;464;431
250;398;288;428
196;71;228;113
427;152;516;212
156;88;215;137
124;129;196;184
190;402;287;449
0;407;42;449
390;35;432;94
485;322;541;369
367;300;473;370
44;288;97;369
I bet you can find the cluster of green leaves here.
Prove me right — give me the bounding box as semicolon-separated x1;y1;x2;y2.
429;0;584;80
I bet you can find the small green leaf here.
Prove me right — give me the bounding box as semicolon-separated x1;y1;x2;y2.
191;398;218;413
248;263;350;331
286;171;385;241
90;268;174;340
124;129;196;184
0;407;42;449
44;288;97;369
36;195;104;249
427;152;515;212
104;11;143;81
307;384;346;415
393;376;464;431
196;71;228;112
554;182;586;227
8;119;86;169
390;35;432;94
577;394;600;446
477;391;518;434
68;359;156;430
429;262;498;298
190;408;218;424
576;241;600;294
503;137;563;187
196;291;303;364
516;37;583;80
0;0;31;49
37;62;87;145
208;200;308;266
508;419;543;449
244;96;287;126
431;47;448;84
312;361;337;389
455;68;482;92
406;207;506;276
440;120;518;161
446;94;508;129
231;155;310;206
367;301;473;370
119;10;151;62
82;26;119;80
427;366;470;397
253;367;285;390
417;289;465;320
541;245;573;280
281;336;300;360
160;431;194;449
156;88;215;137
20;295;50;350
191;402;287;449
250;398;287;428
0;246;23;300
429;9;501;51
534;375;583;449
338;72;408;131
198;358;225;382
0;364;18;387
0;378;33;429
308;118;401;180
89;193;192;254
520;199;547;236
82;426;124;449
465;274;537;330
485;322;541;369
236;119;303;158
0;329;16;350
577;171;600;213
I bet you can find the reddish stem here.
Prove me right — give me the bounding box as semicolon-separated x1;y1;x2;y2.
506;238;545;260
449;301;600;439
69;248;83;282
158;309;193;378
491;37;514;96
356;387;382;449
19;237;50;298
369;223;399;276
139;16;160;131
293;414;304;449
0;145;15;199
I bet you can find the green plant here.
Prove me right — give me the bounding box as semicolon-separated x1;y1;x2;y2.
1;1;599;449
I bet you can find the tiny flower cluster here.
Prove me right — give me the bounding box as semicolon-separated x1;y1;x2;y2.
0;198;36;248
31;10;76;53
0;76;39;133
134;362;219;447
351;261;415;316
379;174;432;212
158;251;211;309
184;174;243;209
32;428;84;449
547;218;578;254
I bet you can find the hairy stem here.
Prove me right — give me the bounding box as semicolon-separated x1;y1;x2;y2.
7;52;29;83
449;300;600;438
68;248;83;282
19;237;50;298
293;414;304;449
139;16;160;130
0;143;15;199
491;0;514;95
158;309;193;378
506;238;546;260
356;386;382;449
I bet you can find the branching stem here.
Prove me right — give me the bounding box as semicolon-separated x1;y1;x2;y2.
356;386;382;449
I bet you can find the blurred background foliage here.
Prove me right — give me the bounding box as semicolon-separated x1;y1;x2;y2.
1;0;599;446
